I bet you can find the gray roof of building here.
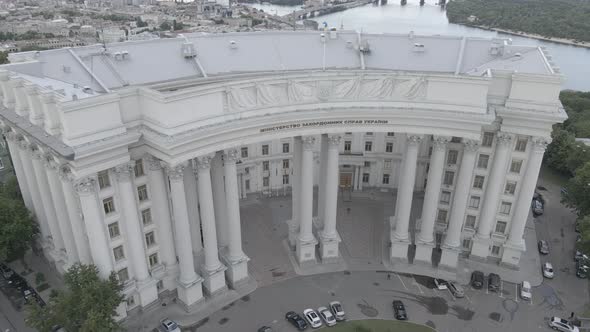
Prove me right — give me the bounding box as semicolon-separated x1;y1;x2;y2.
2;30;557;98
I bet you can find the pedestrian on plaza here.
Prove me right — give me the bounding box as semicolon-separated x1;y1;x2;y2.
571;312;575;319
387;273;391;280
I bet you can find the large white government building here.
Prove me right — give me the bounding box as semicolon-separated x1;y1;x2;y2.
0;31;566;317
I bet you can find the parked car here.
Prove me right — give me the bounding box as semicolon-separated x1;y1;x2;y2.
329;301;346;321
488;273;501;292
576;260;589;278
448;282;465;298
543;262;555;279
520;281;532;300
257;326;273;332
532;199;544;216
548;317;579;332
575;222;581;233
0;263;14;280
318;306;336;326
470;271;484;289
575;250;585;262
8;274;28;291
538;240;550;255
285;311;308;331
303;308;322;328
22;287;36;304
160;318;181;332
392;300;407;320
433;278;447;290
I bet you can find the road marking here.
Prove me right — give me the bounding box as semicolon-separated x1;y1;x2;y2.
464;293;472;304
499;281;504;298
446;288;456;301
396;273;408;291
412;277;424;294
514;284;518;302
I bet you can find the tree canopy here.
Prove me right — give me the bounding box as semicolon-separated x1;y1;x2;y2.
0;174;36;262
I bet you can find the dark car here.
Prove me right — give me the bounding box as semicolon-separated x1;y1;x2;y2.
538;240;550;255
532;199;544;216
470;271;484;289
488;273;501;292
392;300;407;320
0;263;14;280
576;261;589;278
8;274;28;290
257;326;273;332
285;311;308;331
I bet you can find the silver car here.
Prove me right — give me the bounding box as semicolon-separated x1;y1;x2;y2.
329;301;346;321
449;282;465;298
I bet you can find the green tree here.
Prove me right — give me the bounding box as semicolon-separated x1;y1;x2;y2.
545;127;575;174
159;21;171;31
0;176;36;262
26;264;124;332
0;51;8;64
577;215;590;255
563;161;590;217
566;142;590;174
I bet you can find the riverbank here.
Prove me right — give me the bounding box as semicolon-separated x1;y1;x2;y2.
471;25;590;49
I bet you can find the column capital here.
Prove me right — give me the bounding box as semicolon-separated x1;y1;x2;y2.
40;91;57;104
145;156;163;171
114;162;134;181
496;132;514;146
407;134;423;146
223;149;239;164
302;136;316;150
74;177;97;196
432;136;450;151
30;145;43;160
195;154;215;171
58;165;75;182
23;83;39;96
531;136;551;152
42;154;59;170
165;163;186;181
463;139;480;152
17;138;30;151
327;135;342;147
5;131;19;142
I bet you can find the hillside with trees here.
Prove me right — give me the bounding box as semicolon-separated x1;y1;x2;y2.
446;0;590;43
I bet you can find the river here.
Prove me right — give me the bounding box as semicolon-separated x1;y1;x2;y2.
250;0;590;91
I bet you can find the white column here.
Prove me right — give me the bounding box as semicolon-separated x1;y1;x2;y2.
0;70;15;108
75;177;114;279
183;163;203;253
5;133;33;210
391;134;422;261
166;164;204;307
440;139;479;269
357;165;364;191
288;136;302;248
296;136;318;264
414;136;449;265
471;132;513;259
195;155;228;295
59;167;92;264
45;158;79;265
317;134;328;226
353;166;360;191
211;152;229;248
319;135;342;261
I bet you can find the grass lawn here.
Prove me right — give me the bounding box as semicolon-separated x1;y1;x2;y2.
322;319;436;332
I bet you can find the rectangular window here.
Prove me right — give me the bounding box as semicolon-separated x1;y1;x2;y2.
282;159;289;169
468;196;480;209
477;154;489;169
113;245;125;261
365;141;373;152
473;175;485;189
283;174;289;185
263;161;270;171
440;191;451;204
364;161;371;168
366;132;373;136
491;245;501;256
108;222;120;239
362;173;369;183
145;231;156;247
97;170;110;189
447;150;458;165
149;253;159;267
0;159;4;169
282;143;290;153
245;179;250;190
134;159;144;177
465;215;476;229
103;197;115;214
504;181;517;195
386;142;393;153
443;171;455;186
141;209;152;226
382;174;390;184
451;137;462;143
510;160;523;173
126;296;136;307
500;202;512;215
137;185;149;202
344;141;352;152
387;132;395;137
436;209;448;224
495;221;507;233
515;137;528;152
482;132;494;147
241;147;248;158
117;268;129;282
263;177;269;187
262;144;269;155
384;159;392;169
462;238;472;249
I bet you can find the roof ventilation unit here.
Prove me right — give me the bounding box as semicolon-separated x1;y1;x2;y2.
182;42;197;58
320;33;326;43
346;40;353;49
82;86;93;94
413;43;425;52
553;66;560;73
359;40;370;54
229;40;237;49
489;42;503;55
408;30;414;40
330;29;337;40
62;65;71;73
122;50;129;59
114;52;122;61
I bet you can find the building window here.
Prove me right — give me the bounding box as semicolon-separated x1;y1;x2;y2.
345;132;353;135
440;191;451;204
465;215;476;229
515;137;528;152
436;209;448;224
283;159;289;169
103;197;115;214
145;231;156;247
477;154;489;169
491;245;501;256
428;147;433;157
468;196;480;209
473;175;485;189
137;185;149;202
263;177;269;187
98;171;111;189
126;296;136;307
482;132;494;147
134;159;144;177
451;137;462;143
462;238;472;249
0;159;4;170
282;143;290;153
443;171;455;186
365;141;373;152
113;246;125;261
141;209;152;226
156;280;164;291
386;142;393;153
262;144;269;155
283;174;289;185
364;161;371;168
366;132;373;136
117;268;129;282
505;181;517;195
510;160;523;173
495;221;508;234
108;222;120;239
241;147;248;158
149;253;159;267
245;180;250;190
500;202;512;215
344;141;352;152
263;161;270;171
387;132;395;137
362;173;369;183
447;150;458;165
382;174;390;184
384;159;392;169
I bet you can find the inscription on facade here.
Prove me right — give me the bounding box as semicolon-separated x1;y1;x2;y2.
259;119;389;133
